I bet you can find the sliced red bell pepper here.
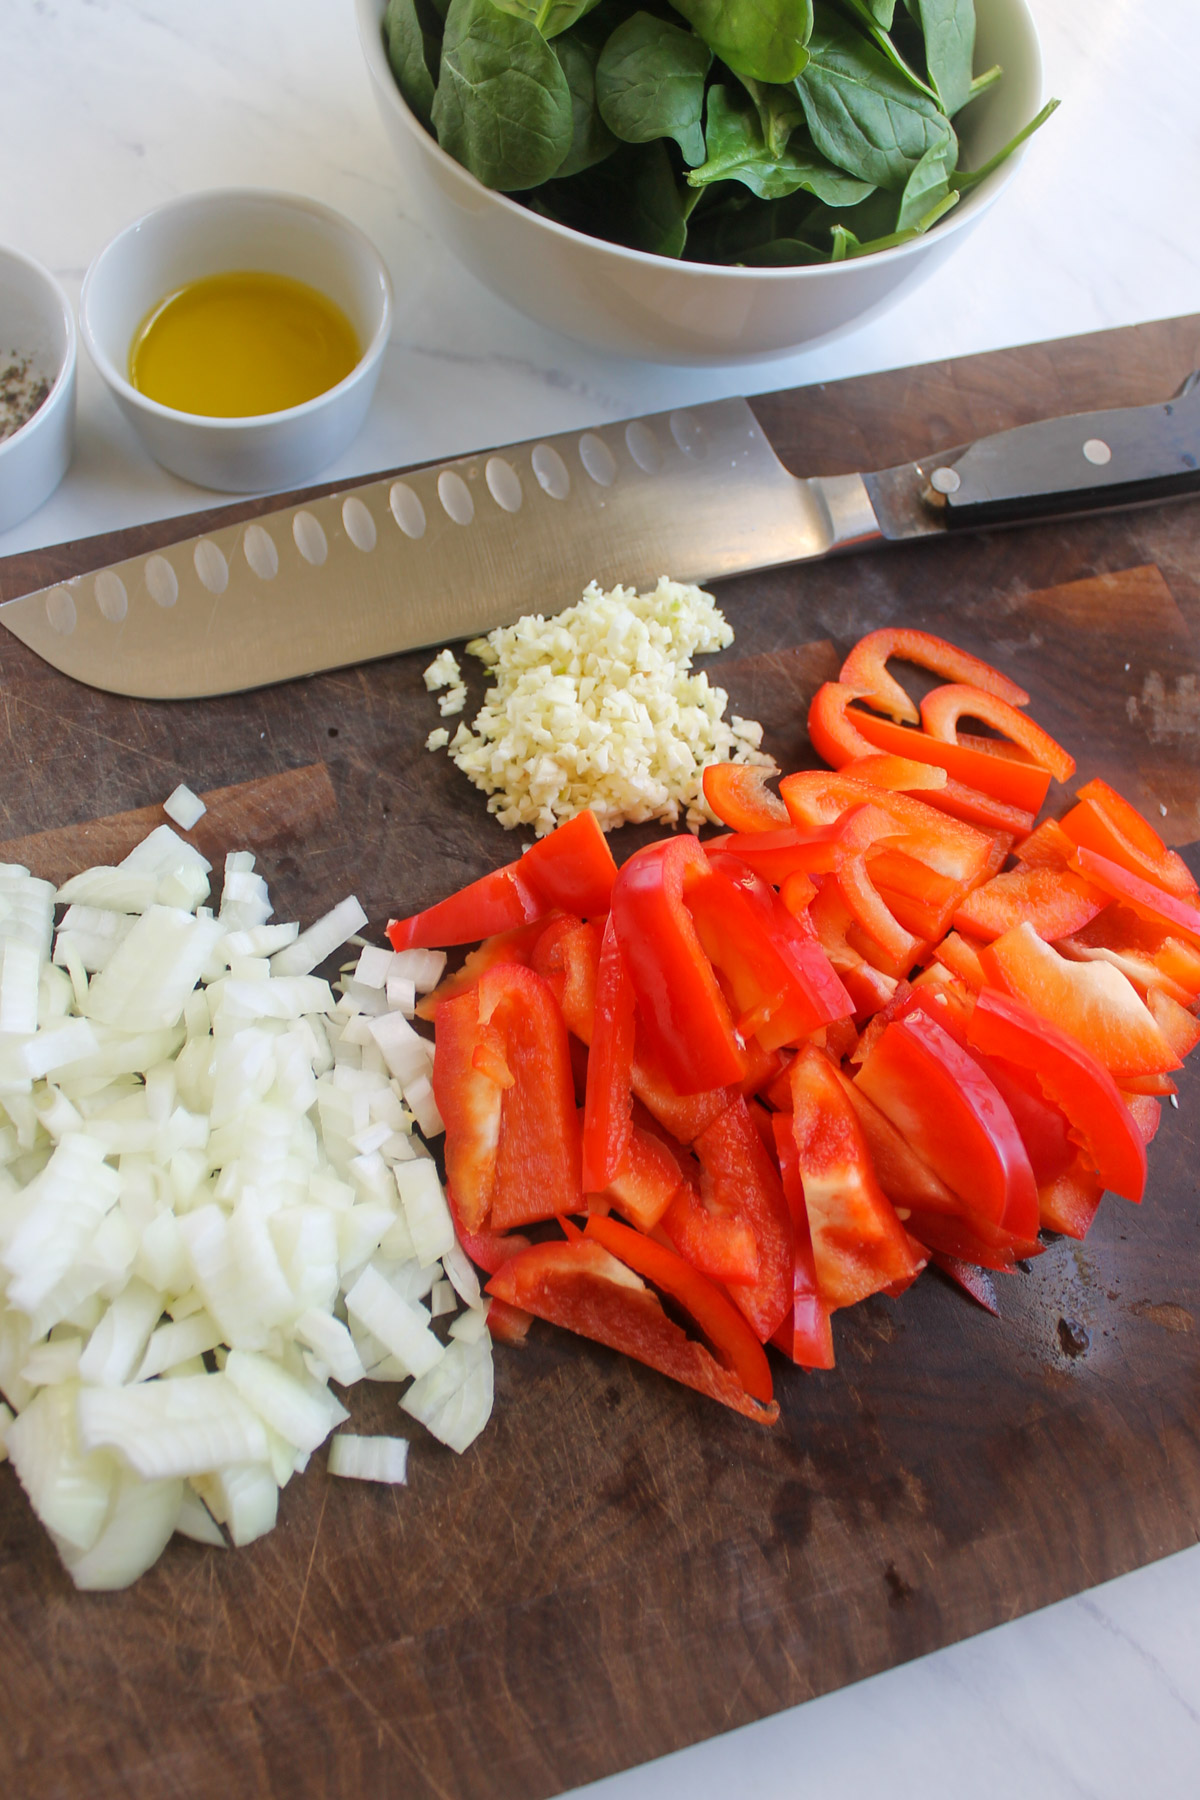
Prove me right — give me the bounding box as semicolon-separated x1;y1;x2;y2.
693;852;853;1050
779;771;998;887
1013;817;1078;871
389;861;543;951
929;1253;1000;1314
1069;846;1200;951
474;963;583;1231
701;762;789;832
854;1010;1039;1235
770;1113;835;1369
433;988;507;1230
787;1045;925;1309
446;1186;532;1275
920;683;1075;783
532;915;601;1042
841;753;949;793
416;918;554;1021
595;1123;683;1232
485;1239;779;1424
580;916;636;1192
583;1214;774;1404
658;1179;761;1286
519;808;617;914
693;1097;793;1342
1147;985;1200;1060
807;879;901;1017
1059;908;1200;1004
980;920;1181;1082
1061;780;1198;901
836;1065;962;1218
952;865;1107;944
1123;1093;1161;1146
389;810;617;950
838;627;1030;726
1037;1159;1105;1239
486;1297;534;1344
630;1033;734;1144
931;930;988;991
810;681;1051;813
610;838;747;1096
966;988;1147;1203
868;848;965;941
903;1208;1042;1271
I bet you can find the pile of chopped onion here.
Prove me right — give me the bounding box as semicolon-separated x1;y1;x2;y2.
0;816;494;1590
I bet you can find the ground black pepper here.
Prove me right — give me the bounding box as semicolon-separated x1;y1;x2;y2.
0;352;51;443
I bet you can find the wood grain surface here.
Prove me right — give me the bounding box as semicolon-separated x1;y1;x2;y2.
2;315;1199;1800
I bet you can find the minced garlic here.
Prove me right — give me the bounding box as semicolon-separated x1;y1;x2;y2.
424;577;774;837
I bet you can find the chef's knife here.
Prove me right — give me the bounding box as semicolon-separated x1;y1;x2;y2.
3;372;1198;700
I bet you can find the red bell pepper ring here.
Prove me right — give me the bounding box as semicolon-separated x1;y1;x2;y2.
583;1214;775;1405
966;988;1148;1204
952;864;1108;944
389;810;617;950
980;919;1181;1081
920;684;1075;783
701;762;789;832
838;627;1030;726
770;1114;836;1369
787;1045;926;1310
485;1239;779;1425
1069;846;1200;951
693;1097;793;1342
855;1009;1039;1236
809;681;1051;816
610;837;747;1096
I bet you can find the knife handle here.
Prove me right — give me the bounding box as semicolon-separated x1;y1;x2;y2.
927;371;1200;529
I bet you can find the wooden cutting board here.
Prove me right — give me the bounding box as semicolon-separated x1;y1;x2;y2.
2;316;1199;1800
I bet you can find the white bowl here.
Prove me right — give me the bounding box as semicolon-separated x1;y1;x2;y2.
0;246;77;534
357;0;1042;365
79;190;394;493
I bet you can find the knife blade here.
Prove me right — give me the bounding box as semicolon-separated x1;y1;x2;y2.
3;373;1199;701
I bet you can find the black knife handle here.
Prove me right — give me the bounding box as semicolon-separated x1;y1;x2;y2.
927;371;1200;530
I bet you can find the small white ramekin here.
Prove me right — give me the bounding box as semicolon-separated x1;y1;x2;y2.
0;245;77;534
79;189;394;493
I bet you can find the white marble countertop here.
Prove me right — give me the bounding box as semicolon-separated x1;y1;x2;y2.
3;1;1200;1793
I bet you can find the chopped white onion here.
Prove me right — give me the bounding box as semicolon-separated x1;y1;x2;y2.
163;784;207;831
270;897;368;979
327;1432;409;1484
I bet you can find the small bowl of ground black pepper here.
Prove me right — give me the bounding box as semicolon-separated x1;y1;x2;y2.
0;245;77;537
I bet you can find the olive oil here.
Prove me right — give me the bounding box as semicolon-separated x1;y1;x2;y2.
129;271;360;418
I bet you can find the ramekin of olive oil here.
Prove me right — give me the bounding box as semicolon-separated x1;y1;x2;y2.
129;271;360;418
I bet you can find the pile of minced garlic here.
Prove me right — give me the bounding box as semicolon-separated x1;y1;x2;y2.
423;577;774;837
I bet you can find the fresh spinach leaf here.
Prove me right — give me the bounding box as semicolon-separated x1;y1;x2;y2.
951;96;1059;189
667;0;813;85
796;12;955;189
894;128;954;229
911;0;974;116
689;85;874;203
539;139;691;254
554;29;619;176
735;73;807;157
740;235;830;264
860;0;895;24
833;182;956;253
431;0;574;190
490;0;602;39
835;0;939;103
595;13;712;166
384;0;441;130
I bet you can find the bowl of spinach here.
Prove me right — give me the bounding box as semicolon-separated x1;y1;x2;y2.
357;0;1051;362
